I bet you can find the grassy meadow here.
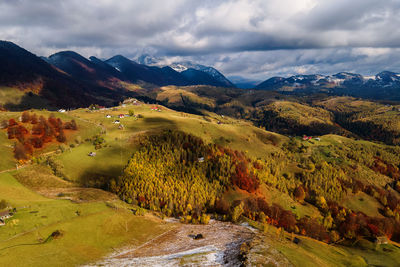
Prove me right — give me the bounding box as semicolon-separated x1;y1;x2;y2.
0;170;174;267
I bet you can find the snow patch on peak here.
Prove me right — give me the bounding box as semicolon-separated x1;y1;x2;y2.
363;75;375;80
170;64;188;72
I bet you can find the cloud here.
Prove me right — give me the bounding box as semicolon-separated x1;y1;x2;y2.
1;0;400;79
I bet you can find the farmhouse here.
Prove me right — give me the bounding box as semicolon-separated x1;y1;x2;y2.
375;236;389;245
106;115;111;118
58;109;66;113
119;114;125;118
114;120;120;124
0;211;13;221
151;106;161;111
88;152;96;157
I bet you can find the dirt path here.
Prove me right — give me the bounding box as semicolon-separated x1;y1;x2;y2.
86;220;255;266
0;164;28;174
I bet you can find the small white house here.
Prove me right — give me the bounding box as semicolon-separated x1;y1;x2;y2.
315;137;321;141
198;157;205;163
114;120;120;124
106;115;111;118
58;109;66;113
88;152;96;157
0;211;12;221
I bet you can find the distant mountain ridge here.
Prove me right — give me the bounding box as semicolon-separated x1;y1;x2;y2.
135;54;235;87
2;40;400;110
256;71;400;89
0;40;108;108
170;62;235;87
255;71;400;100
0;41;239;109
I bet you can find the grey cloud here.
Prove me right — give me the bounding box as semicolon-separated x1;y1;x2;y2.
1;0;400;79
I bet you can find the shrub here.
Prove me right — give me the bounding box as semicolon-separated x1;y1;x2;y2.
75;136;82;144
0;199;8;209
59;144;68;153
294;186;306;203
200;214;211;224
231;202;244;222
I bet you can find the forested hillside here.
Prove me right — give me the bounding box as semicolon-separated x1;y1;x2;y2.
111;129;400;243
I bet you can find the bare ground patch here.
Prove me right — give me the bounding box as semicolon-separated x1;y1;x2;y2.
88;220;255;266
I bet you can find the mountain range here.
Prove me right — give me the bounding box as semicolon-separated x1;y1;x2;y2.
135;54;235;87
0;41;237;109
255;71;400;100
2;40;400;110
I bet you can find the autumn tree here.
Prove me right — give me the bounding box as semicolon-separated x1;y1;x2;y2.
30;136;43;148
14;143;28;161
21;111;31;123
7;126;17;139
30;113;38;124
57;129;66;143
48;114;58;129
294;185;306;203
8;118;17;127
71;119;77;130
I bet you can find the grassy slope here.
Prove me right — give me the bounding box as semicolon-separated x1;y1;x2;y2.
0;110;102;172
247;219;400;267
0;86;50;111
0;130;15;171
342;192;385;218
318;96;400;133
58;103;286;182
269;101;335;126
156;86;216;107
1;101;400;266
0;171;173;266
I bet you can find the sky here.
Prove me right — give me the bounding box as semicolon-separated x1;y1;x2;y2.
1;0;400;81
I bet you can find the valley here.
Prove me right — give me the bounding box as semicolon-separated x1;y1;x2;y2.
2;2;400;266
1;98;400;266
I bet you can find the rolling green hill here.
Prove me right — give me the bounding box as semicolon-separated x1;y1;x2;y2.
1;99;400;266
